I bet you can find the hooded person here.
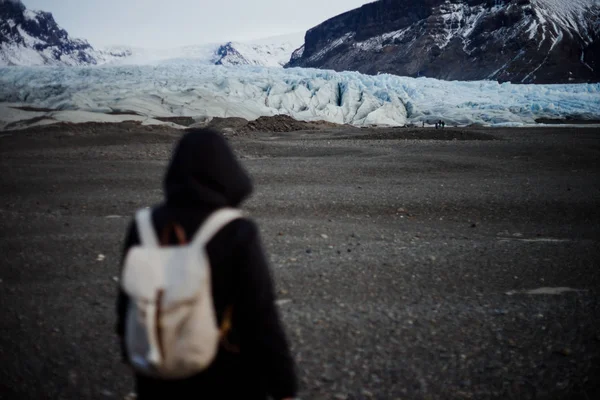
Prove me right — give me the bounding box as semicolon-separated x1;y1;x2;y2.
116;128;298;400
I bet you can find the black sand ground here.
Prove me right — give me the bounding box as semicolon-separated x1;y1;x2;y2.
0;124;599;400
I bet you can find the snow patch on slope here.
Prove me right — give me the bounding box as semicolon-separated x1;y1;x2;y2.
354;27;412;51
532;0;598;43
309;33;355;62
23;9;38;21
434;3;487;50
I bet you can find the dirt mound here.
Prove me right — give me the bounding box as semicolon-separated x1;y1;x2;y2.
191;115;342;134
153;116;196;126
5;111;343;134
8;121;181;136
242;115;322;133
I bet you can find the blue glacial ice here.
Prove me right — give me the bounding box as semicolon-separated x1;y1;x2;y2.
0;64;598;128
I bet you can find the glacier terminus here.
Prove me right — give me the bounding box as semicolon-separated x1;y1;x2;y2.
0;64;599;130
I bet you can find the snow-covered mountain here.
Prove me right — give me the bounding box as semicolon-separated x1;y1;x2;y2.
99;33;304;67
287;0;600;84
216;38;303;67
0;0;304;67
0;0;105;66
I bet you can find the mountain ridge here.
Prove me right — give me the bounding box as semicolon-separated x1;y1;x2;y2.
0;0;101;66
287;0;600;84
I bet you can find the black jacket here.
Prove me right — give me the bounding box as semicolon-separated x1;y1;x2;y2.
116;129;298;400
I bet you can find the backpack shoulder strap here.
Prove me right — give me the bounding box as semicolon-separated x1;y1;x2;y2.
191;208;244;246
135;208;159;247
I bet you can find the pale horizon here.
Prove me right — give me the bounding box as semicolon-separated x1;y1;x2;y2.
19;0;376;49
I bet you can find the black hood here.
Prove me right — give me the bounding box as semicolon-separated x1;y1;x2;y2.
163;129;253;208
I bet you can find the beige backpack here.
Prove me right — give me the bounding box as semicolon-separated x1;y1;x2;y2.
121;207;243;379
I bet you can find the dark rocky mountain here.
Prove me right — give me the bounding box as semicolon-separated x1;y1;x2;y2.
215;43;247;65
287;0;600;84
0;0;104;66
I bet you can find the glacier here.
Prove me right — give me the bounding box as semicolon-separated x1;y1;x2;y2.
0;64;599;130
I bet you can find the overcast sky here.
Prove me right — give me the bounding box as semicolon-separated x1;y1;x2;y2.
21;0;375;48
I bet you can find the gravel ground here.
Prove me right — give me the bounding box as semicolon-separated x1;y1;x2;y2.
0;124;599;400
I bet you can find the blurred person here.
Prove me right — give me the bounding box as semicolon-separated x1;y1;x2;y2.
116;129;298;400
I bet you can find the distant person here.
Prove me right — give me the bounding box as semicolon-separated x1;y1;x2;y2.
422;121;425;128
116;129;298;400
